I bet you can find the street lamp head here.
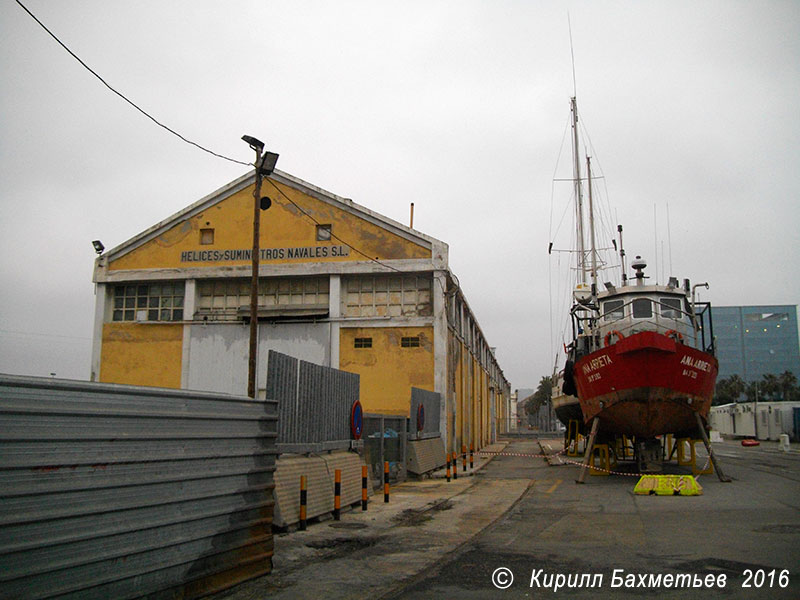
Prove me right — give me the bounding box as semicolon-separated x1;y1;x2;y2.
92;240;105;255
241;135;265;153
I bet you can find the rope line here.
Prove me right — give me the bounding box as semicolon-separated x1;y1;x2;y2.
479;448;712;479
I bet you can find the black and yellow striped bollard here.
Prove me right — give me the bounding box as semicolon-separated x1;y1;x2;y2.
462;444;467;472
452;452;458;480
383;461;390;503
446;454;451;482
361;465;368;511
333;469;341;520
470;442;474;470
299;475;307;531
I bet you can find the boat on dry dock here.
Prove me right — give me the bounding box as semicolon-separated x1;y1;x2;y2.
553;96;719;470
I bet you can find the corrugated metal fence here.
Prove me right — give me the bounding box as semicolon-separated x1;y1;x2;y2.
0;374;277;599
266;350;359;453
410;387;441;440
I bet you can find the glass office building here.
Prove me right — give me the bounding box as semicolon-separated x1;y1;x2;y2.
712;305;800;381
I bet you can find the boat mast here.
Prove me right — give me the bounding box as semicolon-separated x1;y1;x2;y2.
571;97;586;285
586;155;598;297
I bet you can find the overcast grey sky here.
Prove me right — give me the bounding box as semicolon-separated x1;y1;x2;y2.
1;1;798;390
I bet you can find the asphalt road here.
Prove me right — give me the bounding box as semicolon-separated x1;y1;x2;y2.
389;435;800;599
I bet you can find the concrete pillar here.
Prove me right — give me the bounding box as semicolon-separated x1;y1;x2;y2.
90;283;107;382
181;279;196;389
329;275;341;369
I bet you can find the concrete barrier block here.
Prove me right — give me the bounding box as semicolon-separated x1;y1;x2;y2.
407;437;446;475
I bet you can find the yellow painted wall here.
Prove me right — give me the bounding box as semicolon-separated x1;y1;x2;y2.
444;335;503;452
109;179;430;271
100;323;183;388
339;327;434;416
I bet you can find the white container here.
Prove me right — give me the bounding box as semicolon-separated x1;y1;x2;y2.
779;434;790;452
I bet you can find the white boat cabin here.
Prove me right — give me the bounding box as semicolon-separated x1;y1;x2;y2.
571;258;713;356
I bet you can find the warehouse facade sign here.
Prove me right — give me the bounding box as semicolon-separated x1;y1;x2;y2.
180;245;351;263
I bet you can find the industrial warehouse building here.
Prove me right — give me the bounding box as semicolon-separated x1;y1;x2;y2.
90;169;511;451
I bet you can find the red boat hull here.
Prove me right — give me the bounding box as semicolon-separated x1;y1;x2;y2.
574;331;718;438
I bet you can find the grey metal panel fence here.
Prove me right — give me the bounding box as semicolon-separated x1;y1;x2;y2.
0;374;278;600
410;387;441;439
267;349;300;445
267;350;360;453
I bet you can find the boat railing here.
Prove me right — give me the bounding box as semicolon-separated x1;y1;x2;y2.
693;301;715;355
591;297;698;350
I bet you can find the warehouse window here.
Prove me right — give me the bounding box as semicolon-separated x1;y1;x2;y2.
200;228;214;245
354;337;372;348
112;282;184;322
196;276;329;321
343;274;432;318
401;336;420;348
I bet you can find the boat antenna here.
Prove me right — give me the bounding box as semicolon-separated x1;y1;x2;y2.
667;202;673;277
653;203;659;284
617;224;627;284
568;13;577;97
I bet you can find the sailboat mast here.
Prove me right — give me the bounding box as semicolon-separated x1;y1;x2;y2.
587;155;598;296
570;97;586;284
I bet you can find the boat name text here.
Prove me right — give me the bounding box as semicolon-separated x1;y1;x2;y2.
679;355;712;373
582;354;613;376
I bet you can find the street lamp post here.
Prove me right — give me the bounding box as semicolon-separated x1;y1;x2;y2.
242;135;279;398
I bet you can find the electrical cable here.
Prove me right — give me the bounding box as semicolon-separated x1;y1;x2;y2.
0;329;91;341
17;0;413;277
17;1;478;330
264;178;403;274
15;0;250;167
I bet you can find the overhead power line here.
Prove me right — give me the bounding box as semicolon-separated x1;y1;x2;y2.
17;0;416;276
15;0;249;167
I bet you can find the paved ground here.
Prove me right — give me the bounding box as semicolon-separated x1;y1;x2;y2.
215;435;799;600
392;435;800;599
215;441;530;600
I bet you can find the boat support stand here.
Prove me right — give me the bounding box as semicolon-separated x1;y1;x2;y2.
576;417;600;484
695;413;732;483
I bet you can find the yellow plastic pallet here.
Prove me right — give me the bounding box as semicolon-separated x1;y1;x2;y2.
633;475;703;496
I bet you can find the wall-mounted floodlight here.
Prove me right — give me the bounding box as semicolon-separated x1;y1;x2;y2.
258;151;279;176
92;240;105;255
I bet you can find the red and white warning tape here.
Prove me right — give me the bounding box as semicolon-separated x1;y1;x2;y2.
479;448;712;478
477;447;568;460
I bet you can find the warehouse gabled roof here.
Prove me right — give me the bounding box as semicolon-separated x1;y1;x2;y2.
93;169;449;281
